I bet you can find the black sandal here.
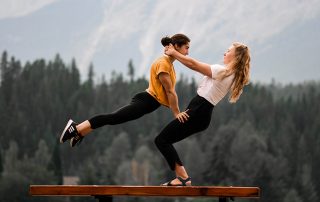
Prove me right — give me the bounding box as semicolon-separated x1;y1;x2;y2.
162;176;192;186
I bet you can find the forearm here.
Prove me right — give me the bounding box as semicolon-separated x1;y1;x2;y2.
166;90;180;117
158;72;181;117
170;49;212;77
172;51;197;70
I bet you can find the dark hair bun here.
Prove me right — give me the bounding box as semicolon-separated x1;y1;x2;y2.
161;36;172;47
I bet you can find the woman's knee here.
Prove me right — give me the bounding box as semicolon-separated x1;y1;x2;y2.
154;135;166;148
154;135;161;147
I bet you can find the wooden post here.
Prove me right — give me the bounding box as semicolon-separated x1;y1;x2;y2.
94;195;113;202
219;197;235;202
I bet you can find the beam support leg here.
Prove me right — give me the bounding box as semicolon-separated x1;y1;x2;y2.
219;198;228;202
219;197;235;202
94;195;113;202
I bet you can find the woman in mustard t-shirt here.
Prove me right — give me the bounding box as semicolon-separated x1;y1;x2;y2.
60;34;191;147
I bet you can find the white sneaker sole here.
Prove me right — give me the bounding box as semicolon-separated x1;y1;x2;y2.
59;119;74;143
70;137;76;147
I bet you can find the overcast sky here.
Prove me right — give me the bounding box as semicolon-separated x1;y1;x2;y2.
1;0;320;84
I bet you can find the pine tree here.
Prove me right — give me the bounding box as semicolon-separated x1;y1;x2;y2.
0;147;2;174
48;140;63;185
127;59;135;82
283;189;303;202
0;51;8;85
87;63;94;88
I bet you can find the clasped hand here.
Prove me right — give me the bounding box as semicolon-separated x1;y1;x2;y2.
164;44;175;55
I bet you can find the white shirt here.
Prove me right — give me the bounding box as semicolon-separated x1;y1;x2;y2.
197;64;234;106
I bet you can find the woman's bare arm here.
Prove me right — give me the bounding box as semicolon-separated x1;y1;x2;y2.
165;44;212;77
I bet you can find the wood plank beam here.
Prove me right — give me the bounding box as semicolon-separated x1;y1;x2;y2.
29;185;260;198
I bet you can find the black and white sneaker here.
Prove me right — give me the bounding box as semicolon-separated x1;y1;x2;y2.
70;134;83;147
59;119;79;143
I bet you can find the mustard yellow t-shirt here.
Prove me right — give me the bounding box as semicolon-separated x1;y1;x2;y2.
146;55;176;107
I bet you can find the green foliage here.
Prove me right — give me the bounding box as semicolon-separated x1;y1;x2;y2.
0;51;319;202
0;141;60;202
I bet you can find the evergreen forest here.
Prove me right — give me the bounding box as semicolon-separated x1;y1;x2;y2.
0;51;319;202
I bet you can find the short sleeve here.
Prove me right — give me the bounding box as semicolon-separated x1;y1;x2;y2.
156;61;170;76
210;64;224;79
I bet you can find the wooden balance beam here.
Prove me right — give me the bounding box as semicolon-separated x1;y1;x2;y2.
29;185;260;202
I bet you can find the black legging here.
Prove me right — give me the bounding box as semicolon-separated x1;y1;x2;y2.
155;95;214;170
89;92;161;129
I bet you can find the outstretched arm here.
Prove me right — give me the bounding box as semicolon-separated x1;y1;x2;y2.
165;44;212;77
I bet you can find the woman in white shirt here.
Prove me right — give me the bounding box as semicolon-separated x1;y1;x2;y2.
155;42;251;186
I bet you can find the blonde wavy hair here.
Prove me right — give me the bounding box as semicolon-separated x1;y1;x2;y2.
216;42;251;103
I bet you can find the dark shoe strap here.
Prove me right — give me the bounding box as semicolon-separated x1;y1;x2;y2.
177;176;191;186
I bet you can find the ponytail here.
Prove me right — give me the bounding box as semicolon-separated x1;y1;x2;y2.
161;33;190;47
161;36;172;46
